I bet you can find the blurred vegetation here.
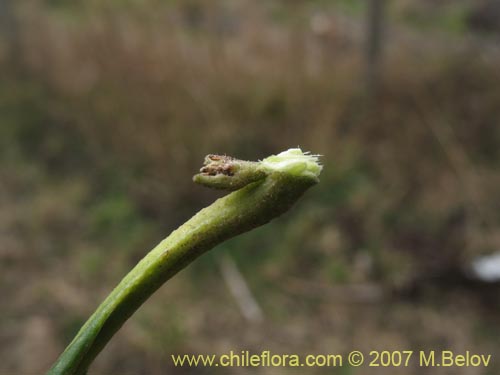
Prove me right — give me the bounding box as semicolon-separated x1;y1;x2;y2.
2;0;500;374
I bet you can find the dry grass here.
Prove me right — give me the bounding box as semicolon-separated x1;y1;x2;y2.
2;1;500;374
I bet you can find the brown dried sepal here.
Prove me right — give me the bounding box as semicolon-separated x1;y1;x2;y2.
200;154;237;176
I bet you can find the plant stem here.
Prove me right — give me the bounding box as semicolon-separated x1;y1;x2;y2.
47;148;321;375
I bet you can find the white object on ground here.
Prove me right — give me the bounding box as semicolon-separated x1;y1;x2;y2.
470;252;500;282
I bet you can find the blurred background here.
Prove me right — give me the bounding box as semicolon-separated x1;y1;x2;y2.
1;0;500;374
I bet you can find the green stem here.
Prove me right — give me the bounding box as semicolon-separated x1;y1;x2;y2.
48;148;321;375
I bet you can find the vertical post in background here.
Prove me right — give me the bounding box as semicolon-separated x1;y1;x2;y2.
0;0;20;64
365;0;386;97
287;0;308;137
